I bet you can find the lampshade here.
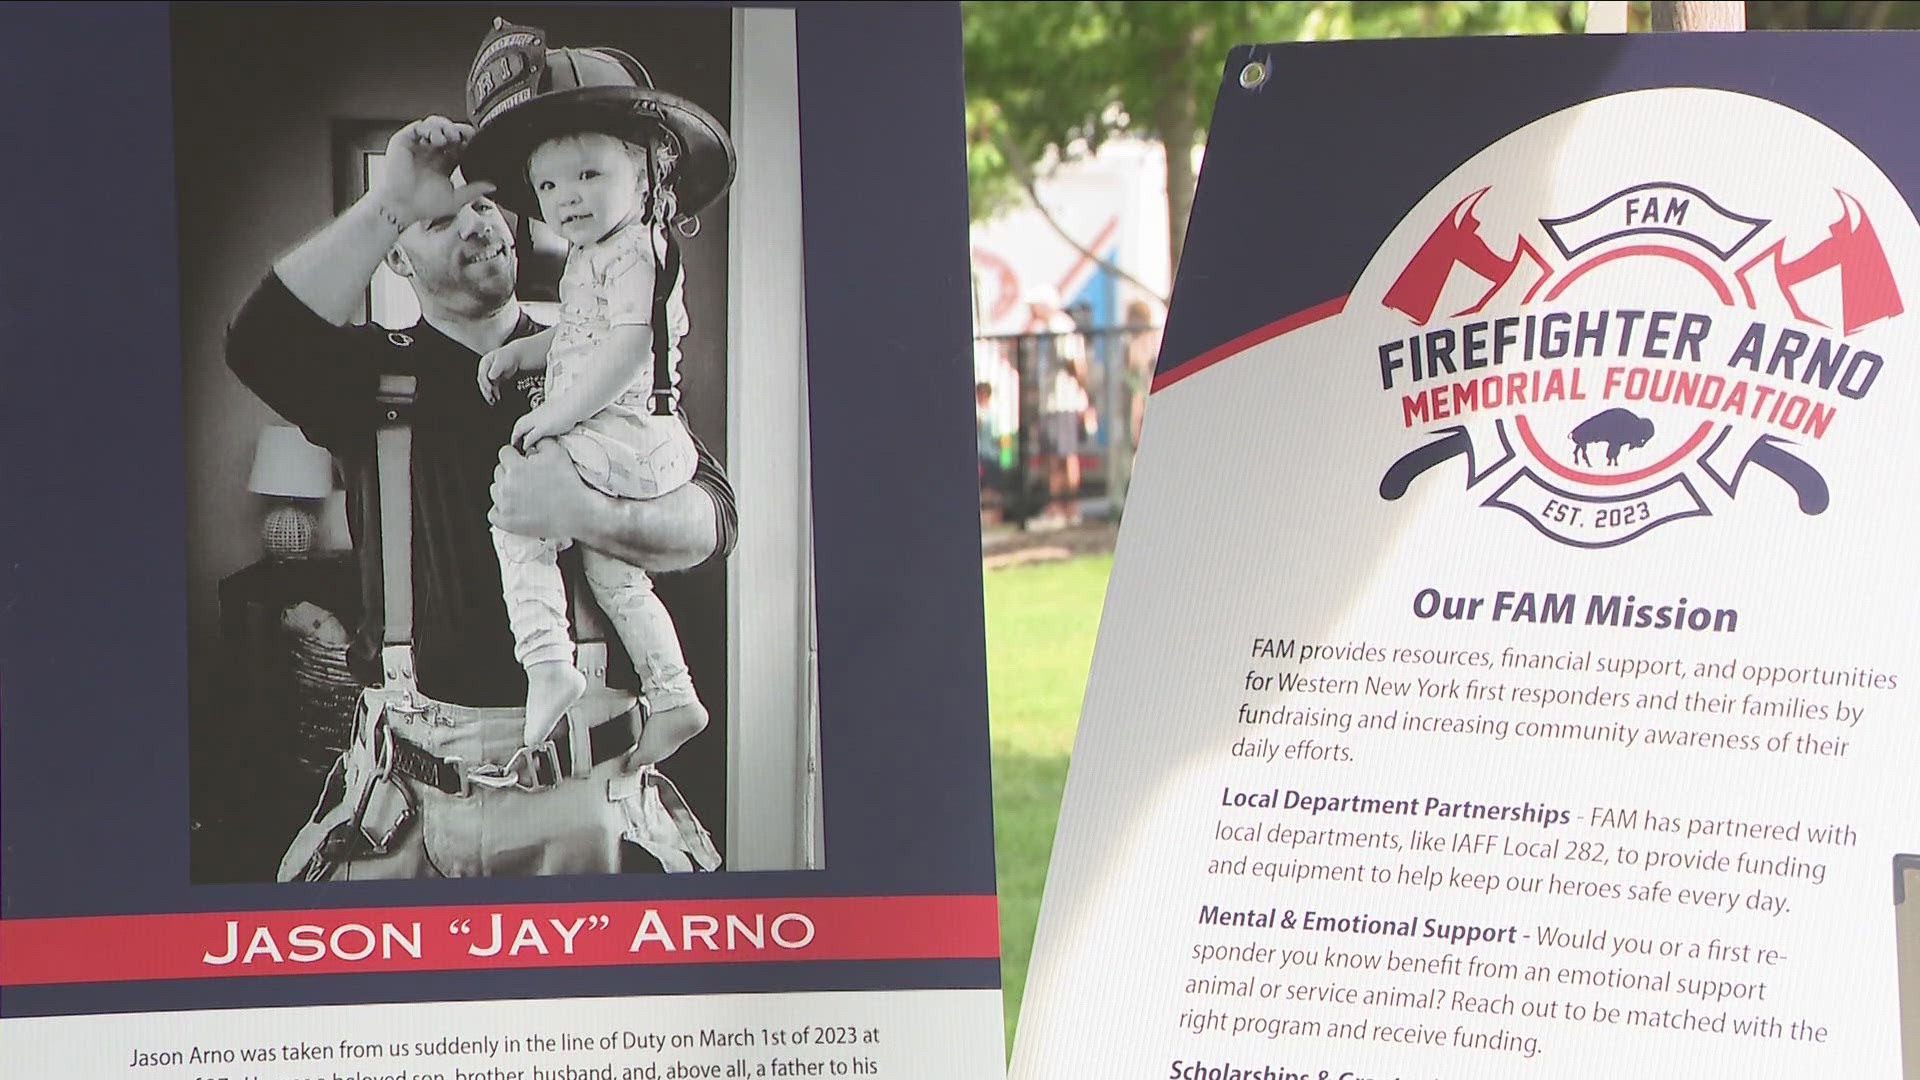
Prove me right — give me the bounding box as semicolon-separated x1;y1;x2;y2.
248;425;333;499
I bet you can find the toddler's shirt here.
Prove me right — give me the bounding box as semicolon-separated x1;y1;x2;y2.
548;218;689;414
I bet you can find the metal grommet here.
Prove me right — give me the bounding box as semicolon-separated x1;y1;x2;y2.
386;410;399;421
1239;60;1268;90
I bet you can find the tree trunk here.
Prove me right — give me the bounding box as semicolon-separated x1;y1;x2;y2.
1651;1;1747;30
1158;87;1198;278
992;129;1169;304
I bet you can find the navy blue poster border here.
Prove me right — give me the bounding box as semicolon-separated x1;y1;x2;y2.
1161;30;1920;382
0;2;993;1017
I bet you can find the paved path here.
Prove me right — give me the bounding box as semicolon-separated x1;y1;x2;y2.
981;521;1120;569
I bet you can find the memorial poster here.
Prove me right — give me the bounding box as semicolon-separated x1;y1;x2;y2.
1;5;1003;1078
1011;31;1920;1079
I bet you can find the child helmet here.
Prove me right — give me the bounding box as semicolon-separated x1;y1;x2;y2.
462;19;736;223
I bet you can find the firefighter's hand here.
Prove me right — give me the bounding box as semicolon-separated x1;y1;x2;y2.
374;117;495;228
489;442;588;542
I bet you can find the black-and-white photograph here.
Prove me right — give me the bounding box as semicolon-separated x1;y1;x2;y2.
177;4;820;882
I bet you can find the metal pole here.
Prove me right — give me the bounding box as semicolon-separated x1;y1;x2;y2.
1015;334;1039;527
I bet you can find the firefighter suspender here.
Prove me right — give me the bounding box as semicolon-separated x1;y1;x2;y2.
374;375;419;693
371;374;615;692
650;225;681;417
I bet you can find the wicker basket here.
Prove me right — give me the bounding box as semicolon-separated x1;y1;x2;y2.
282;602;362;782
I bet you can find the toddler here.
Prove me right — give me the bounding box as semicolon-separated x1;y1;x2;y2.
465;24;730;748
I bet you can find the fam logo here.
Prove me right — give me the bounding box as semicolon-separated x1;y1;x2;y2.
1365;96;1915;548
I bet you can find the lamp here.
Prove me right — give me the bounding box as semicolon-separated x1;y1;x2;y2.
248;425;334;559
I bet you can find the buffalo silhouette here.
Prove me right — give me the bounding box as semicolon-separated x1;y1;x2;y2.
1570;408;1655;467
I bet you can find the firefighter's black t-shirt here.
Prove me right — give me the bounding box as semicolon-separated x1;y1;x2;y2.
225;274;734;706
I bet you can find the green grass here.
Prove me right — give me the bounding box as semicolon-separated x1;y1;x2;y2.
984;553;1113;1051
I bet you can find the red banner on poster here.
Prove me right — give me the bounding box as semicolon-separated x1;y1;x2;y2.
0;895;999;986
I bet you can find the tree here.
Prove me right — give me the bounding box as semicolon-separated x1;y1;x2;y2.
964;2;1590;282
1746;1;1920;29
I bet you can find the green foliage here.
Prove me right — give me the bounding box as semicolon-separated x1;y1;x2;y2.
963;1;1591;266
965;2;1588;219
1749;1;1920;29
965;2;1281;217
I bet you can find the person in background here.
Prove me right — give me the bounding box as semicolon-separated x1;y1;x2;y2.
1123;299;1163;451
1027;289;1091;527
976;380;1006;521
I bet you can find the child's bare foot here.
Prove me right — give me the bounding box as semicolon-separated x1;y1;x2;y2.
523;661;587;745
645;701;710;747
